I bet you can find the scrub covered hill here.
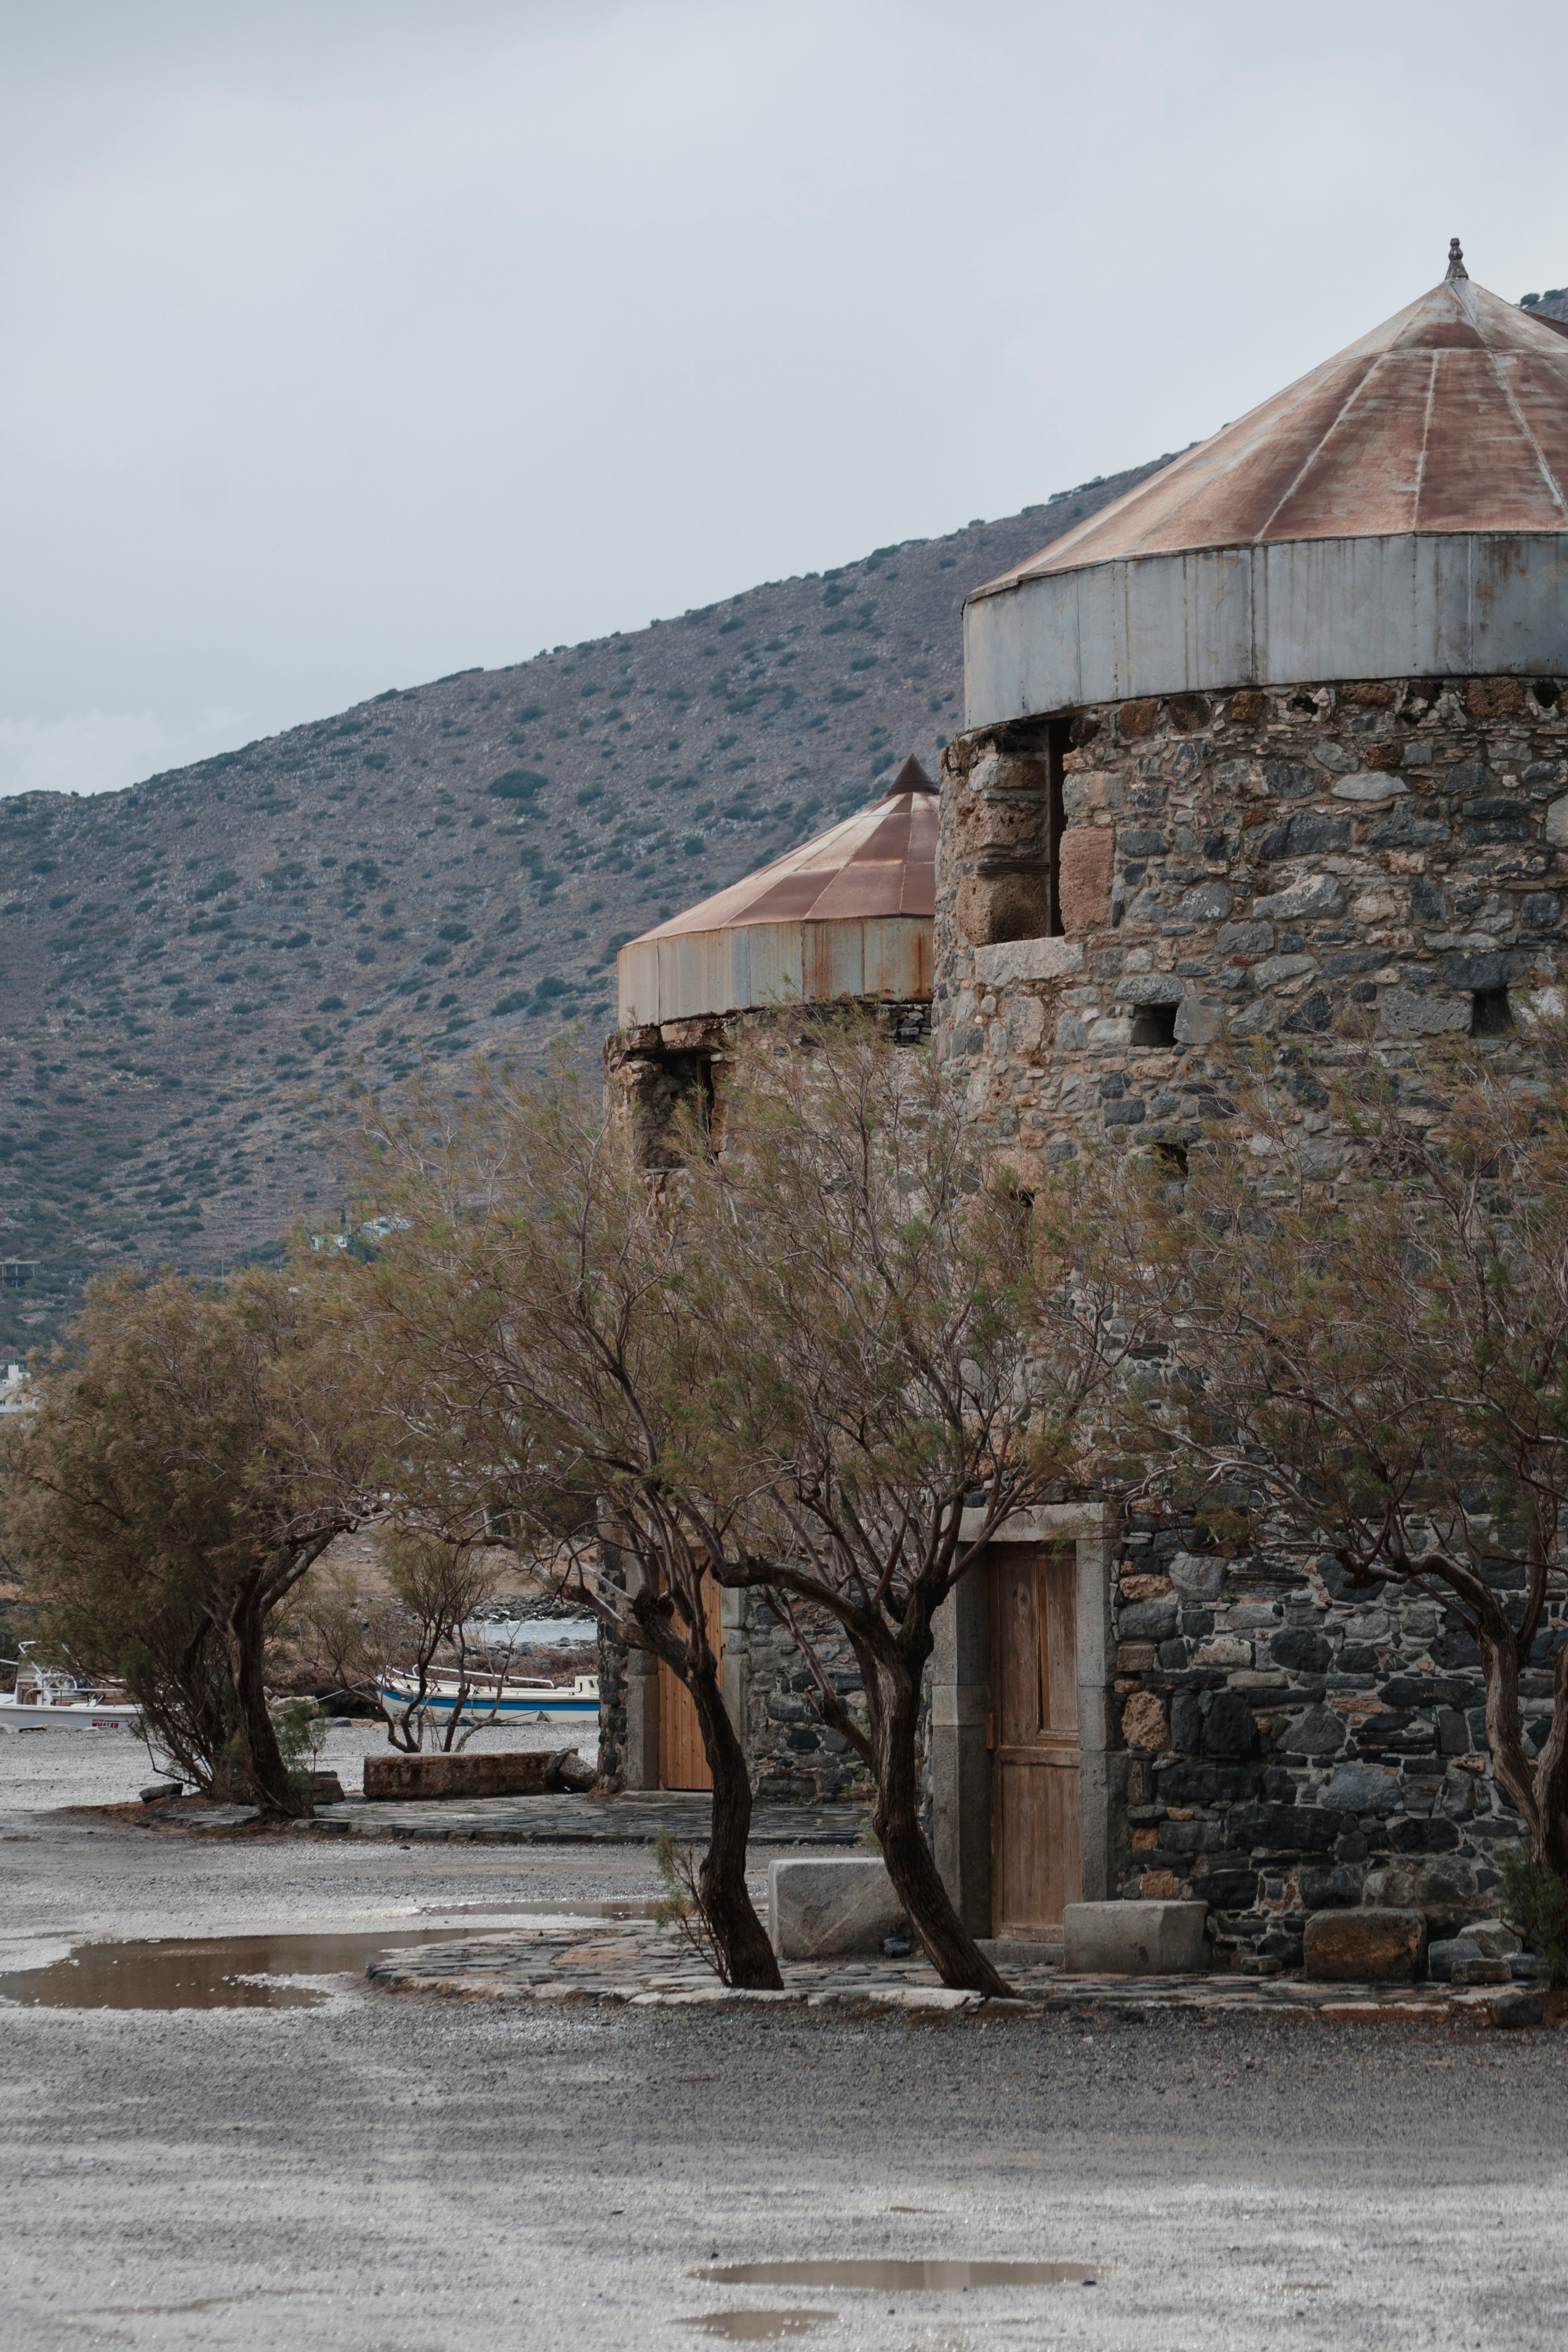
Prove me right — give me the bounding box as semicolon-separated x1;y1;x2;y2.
0;458;1171;1350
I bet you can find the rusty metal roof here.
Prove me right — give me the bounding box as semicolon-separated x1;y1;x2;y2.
631;761;937;946
972;258;1568;600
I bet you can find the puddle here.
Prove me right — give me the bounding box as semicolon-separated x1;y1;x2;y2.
420;1899;660;1921
698;2263;1095;2290
0;1927;502;2011
681;2317;834;2341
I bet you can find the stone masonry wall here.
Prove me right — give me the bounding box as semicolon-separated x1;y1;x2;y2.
936;673;1568;1965
595;1585;870;1804
605;999;932;1163
732;1592;870;1806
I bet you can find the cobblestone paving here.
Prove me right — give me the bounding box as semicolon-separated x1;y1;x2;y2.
314;1792;866;1845
366;1918;1554;2026
146;1792;867;1846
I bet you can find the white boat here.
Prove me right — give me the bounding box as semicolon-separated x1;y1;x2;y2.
0;1653;140;1731
378;1669;599;1725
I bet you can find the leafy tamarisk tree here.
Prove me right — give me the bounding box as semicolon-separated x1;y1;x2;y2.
342;1066;783;1990
1104;1052;1568;1901
0;1266;374;1815
677;1013;1133;1997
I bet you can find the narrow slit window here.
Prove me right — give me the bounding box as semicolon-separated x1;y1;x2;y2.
1470;987;1513;1037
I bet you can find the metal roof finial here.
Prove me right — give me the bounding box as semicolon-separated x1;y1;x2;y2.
1447;236;1468;281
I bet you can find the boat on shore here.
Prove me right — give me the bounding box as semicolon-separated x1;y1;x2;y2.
1;1653;140;1731
378;1669;599;1727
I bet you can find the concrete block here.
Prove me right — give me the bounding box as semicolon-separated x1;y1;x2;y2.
767;1857;906;1962
1062;1900;1209;1976
1303;1906;1426;1982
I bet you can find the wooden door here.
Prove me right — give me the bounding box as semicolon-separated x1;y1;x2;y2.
990;1544;1081;1937
658;1580;724;1792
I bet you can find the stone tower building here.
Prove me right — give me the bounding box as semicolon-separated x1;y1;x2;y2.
601;761;937;1800
925;247;1568;1969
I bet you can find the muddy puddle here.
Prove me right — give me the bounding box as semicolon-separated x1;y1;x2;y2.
681;2316;834;2341
698;2262;1096;2290
0;1926;510;2011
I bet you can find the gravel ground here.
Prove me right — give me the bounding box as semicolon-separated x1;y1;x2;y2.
0;1712;599;1825
3;1744;1567;2351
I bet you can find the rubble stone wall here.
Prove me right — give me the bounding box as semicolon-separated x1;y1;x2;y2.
936;672;1568;1965
595;1586;870;1804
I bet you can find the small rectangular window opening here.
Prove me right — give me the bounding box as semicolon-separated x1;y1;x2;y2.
631;1048;717;1167
1129;1003;1179;1048
1470;987;1513;1037
1045;718;1070;939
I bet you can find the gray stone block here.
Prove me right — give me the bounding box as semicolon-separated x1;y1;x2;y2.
1319;1761;1401;1814
1119;1598;1178;1640
1451;1955;1512;1985
1062;1899;1209;1976
767;1857;906;1961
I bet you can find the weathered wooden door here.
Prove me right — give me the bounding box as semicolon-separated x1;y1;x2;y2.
658;1580;724;1792
990;1543;1081;1937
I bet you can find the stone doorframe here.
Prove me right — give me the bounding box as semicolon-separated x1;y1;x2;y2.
618;1562;748;1792
930;1503;1122;1937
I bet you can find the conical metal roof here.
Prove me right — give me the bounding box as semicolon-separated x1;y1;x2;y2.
617;761;936;1027
964;249;1568;726
974;255;1568;599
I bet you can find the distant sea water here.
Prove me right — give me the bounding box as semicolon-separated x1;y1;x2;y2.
470;1617;599;1654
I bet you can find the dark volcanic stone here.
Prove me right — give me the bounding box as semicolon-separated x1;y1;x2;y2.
1170;1692;1203;1753
1156;1761;1255;1806
1271;1628;1332;1673
1298;1863;1363;1908
1191;1868;1259;1911
1202;1692;1259;1758
1389;1816;1461;1854
1227;1803;1339;1854
1288;1704;1347;1756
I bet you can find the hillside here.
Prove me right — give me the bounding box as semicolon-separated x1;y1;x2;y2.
0;457;1173;1350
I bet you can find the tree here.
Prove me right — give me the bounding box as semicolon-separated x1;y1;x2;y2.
343;1065;783;1990
672;1014;1129;1995
1102;1050;1568;1889
0;1266;374;1815
373;1529;524;1754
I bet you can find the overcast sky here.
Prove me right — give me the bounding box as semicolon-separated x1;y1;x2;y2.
4;0;1566;800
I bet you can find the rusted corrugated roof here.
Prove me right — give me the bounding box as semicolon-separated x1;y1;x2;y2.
972;259;1568;599
631;763;937;946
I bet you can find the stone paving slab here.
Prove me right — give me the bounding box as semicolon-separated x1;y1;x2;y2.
136;1792;868;1847
366;1920;1561;2027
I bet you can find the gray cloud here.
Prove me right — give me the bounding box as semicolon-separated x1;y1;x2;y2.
3;0;1566;794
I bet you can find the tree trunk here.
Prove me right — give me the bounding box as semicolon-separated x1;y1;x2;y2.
864;1646;1012;2000
689;1658;783;1990
230;1586;311;1819
1531;1636;1568;1878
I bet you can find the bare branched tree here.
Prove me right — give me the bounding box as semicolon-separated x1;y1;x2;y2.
674;1014;1133;1994
340;1063;783;1990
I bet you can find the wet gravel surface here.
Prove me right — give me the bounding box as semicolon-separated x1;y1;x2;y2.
4;1744;1568;2350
